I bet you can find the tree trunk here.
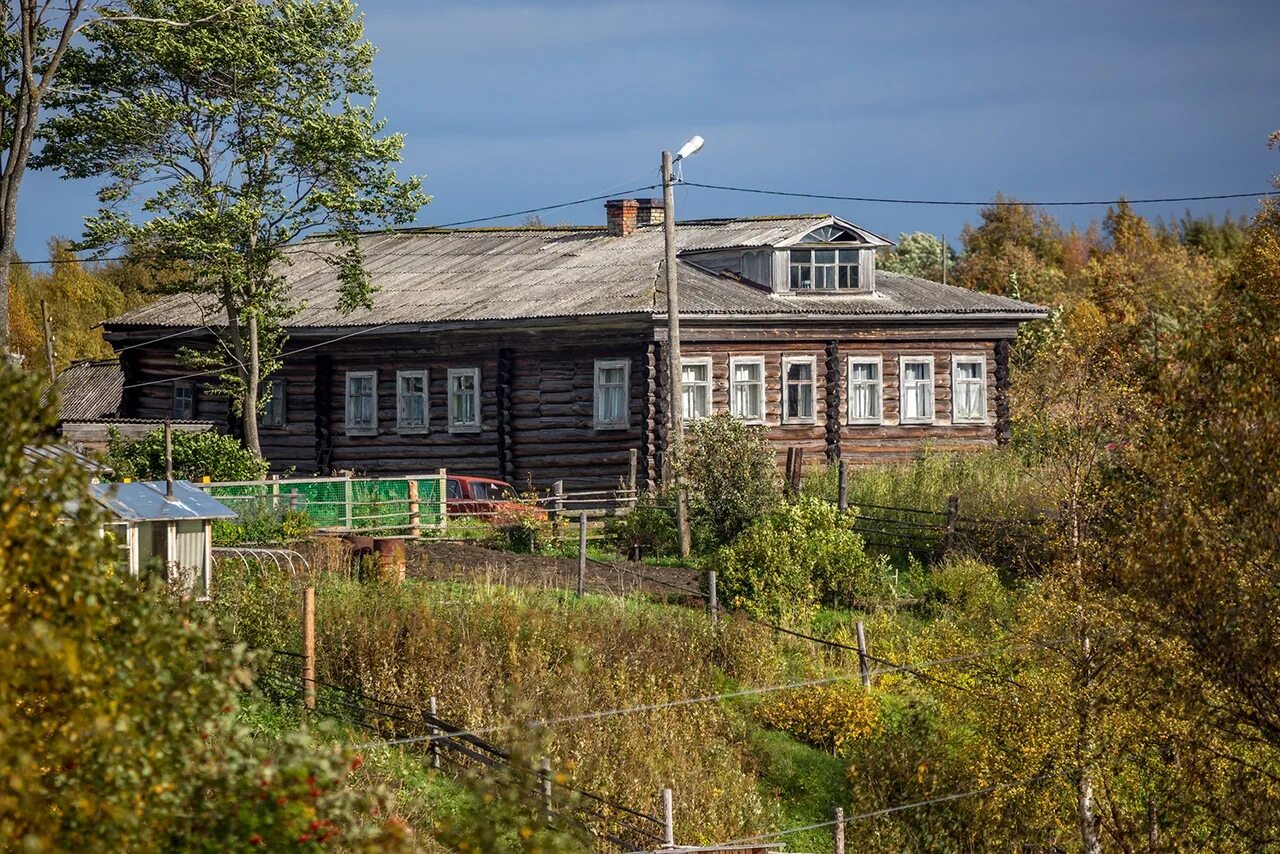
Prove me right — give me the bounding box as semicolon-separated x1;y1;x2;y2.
242;312;261;456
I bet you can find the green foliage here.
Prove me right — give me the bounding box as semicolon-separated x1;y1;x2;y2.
681;411;780;547
40;0;427;448
756;682;878;753
0;367;406;850
605;494;678;558
213;500;314;547
711;497;890;623
877;231;954;281
106;426;268;482
748;728;851;854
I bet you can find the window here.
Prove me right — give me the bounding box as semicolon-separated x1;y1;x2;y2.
899;356;935;424
681;357;712;421
397;370;429;432
847;356;883;424
952;355;988;423
729;356;765;422
447;367;481;432
788;249;861;291
781;355;817;423
261;378;286;428
345;370;377;435
172;382;194;420
446;478;463;499
593;358;630;429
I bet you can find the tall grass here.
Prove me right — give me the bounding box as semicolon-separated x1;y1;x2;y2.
805;448;1055;521
211;565;839;844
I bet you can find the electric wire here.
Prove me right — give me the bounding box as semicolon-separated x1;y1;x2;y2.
681;181;1276;208
351;643;1055;751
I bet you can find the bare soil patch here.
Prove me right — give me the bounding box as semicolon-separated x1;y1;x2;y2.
406;541;706;604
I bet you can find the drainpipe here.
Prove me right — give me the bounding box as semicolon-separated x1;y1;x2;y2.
164;420;175;500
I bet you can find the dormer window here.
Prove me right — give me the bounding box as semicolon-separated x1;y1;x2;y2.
789;249;861;290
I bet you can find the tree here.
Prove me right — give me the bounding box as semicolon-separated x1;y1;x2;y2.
878;231;954;282
680;411;780;546
1;1;89;357
0;365;411;849
40;0;427;454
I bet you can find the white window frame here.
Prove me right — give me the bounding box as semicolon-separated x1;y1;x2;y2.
396;369;430;433
729;356;766;424
780;355;818;425
898;356;935;425
172;382;194;421
261;378;286;428
951;354;988;424
345;370;378;436
446;367;482;433
593;358;631;430
846;355;884;425
681;357;713;422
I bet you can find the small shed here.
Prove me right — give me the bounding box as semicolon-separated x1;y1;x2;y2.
90;479;237;598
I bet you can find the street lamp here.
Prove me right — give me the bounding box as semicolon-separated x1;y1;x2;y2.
662;136;703;558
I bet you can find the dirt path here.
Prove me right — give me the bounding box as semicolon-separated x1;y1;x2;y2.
406;541;707;604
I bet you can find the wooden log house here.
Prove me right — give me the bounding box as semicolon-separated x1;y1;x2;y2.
102;200;1047;491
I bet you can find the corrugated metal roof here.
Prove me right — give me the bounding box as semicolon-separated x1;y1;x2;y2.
105;215;1045;330
23;443;111;473
90;480;238;522
49;360;123;421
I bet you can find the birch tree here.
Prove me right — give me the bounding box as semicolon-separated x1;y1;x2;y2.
39;0;426;453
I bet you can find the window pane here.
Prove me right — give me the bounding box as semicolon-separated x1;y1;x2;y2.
786;362;812;383
682;363;707;385
905;362;929;382
600;366;625;385
959;362;982;380
814;250;836;264
850;363;878;381
790;249;811;263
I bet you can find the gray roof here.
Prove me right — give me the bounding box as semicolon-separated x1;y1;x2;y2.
90;480;238;522
23;443;111;474
49;360;123;421
106;214;1045;330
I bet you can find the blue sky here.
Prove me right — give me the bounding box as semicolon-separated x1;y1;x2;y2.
13;0;1280;262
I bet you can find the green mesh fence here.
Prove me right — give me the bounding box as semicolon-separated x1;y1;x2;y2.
207;476;443;534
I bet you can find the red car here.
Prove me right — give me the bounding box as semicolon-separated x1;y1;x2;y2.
445;476;545;520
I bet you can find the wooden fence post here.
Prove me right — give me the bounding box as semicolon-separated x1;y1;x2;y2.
302;586;316;711
707;569;717;621
834;806;845;854
784;448;796;496
837;459;849;512
944;494;959;553
855;621;871;690
540;757;553;826
408;479;420;538
661;787;675;847
437;468;447;532
628;448;638;498
577;512;587;598
343;475;354;531
428;695;441;769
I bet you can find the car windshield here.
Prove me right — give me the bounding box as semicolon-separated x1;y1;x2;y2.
488;483;517;501
446;478;462;499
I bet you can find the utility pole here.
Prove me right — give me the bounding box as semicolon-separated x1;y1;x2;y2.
662;149;692;558
941;233;948;285
40;299;56;384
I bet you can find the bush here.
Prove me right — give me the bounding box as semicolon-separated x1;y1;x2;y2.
1;367;406;850
711;497;892;624
213;498;315;546
605;495;678;558
681;411;780;547
106;426;268;482
756;683;879;753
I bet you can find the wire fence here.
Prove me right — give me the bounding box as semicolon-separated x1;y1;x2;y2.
254;651;666;852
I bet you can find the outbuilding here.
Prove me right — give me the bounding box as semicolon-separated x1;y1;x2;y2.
90;479;236;598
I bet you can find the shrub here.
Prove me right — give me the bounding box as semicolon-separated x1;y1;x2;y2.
756;683;879;753
213;497;315;546
605;495;678;558
711;497;891;624
106;426;268;482
1;367;405;850
681;411;780;547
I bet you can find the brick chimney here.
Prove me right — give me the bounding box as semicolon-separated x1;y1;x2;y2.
606;198;664;236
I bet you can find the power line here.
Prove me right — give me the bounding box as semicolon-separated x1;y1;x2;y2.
426;183;660;228
118;322;401;389
682;181;1276;208
663;772;1058;853
352;643;1050;752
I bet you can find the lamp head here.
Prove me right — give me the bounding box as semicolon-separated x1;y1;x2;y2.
673;135;704;162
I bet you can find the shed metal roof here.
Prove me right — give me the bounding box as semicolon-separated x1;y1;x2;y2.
90;480;238;522
105;214;1045;331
